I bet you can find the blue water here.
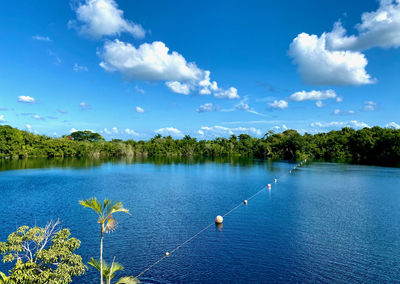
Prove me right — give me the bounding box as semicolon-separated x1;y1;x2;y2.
1;158;400;283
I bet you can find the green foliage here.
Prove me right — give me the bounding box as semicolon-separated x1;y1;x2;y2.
1;125;400;166
69;130;105;142
0;221;86;283
88;258;139;284
79;198;130;284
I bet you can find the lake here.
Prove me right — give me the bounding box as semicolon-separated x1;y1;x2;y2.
1;157;400;283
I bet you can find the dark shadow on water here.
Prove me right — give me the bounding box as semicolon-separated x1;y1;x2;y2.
0;156;282;172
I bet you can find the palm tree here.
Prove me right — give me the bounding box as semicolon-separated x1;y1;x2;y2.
79;198;130;284
88;258;139;284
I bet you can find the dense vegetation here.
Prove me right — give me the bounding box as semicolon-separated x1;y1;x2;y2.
0;199;139;284
0;125;399;167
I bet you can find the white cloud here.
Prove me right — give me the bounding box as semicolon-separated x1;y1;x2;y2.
235;101;251;111
198;70;219;95
32;114;43;120
69;0;145;39
326;1;400;51
125;128;140;135
0;115;5;123
166;81;191;95
269;99;288;110
315;100;324;108
80;102;91;110
102;128;111;135
70;128;78;133
196;103;219;113
336;97;343;103
386;122;400;129
197;125;262;138
290;89;337;101
155;127;184;137
100;40;239;98
26;124;32;130
311;120;370;129
214;87;240;99
112;127;118;133
100;40;202;81
282;124;288;130
135;85;145;94
18;96;35;103
363;101;377;111
233;99;265;116
32;35;52;42
73;63;88;72
135;106;145;113
289;32;374;86
333;109;356;116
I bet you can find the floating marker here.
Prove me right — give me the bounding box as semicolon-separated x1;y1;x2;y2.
244;200;248;205
215;215;223;224
267;184;272;189
274;178;278;183
165;252;170;257
289;170;292;174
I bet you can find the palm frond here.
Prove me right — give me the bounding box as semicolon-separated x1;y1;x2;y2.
104;217;118;233
115;276;140;284
79;197;102;214
109;262;124;276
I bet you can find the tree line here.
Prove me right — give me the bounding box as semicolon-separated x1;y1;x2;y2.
0;125;399;167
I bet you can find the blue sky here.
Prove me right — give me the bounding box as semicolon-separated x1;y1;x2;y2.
0;0;399;140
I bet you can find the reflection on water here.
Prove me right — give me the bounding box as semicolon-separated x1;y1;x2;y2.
0;156;277;172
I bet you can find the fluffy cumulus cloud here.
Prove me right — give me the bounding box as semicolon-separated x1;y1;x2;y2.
289;1;400;86
290;89;337;101
269;99;288;110
363;101;377;111
18;96;35;103
326;1;400;51
69;0;145;38
100;40;202;81
155;127;184;137
289;33;374;86
0;115;5;123
197;125;262;138
311;120;370;129
135;106;145;113
386;122;400;129
214;87;240;99
125;128;139;135
196;103;219;113
166;81;191;95
100;40;240;99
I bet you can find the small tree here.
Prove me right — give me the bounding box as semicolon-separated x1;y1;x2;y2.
0;220;86;283
88;257;139;284
79;198;130;284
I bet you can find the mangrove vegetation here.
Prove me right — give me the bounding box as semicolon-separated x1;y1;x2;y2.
0;125;399;167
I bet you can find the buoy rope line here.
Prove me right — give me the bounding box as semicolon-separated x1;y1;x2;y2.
135;159;308;279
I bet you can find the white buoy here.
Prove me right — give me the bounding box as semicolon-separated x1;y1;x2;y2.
274;178;278;183
165;252;170;257
244;200;248;205
215;215;223;224
289;170;292;174
267;184;272;189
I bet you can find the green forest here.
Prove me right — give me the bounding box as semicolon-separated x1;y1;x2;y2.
0;125;399;167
